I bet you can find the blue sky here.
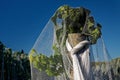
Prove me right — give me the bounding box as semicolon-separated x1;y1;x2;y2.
0;0;120;58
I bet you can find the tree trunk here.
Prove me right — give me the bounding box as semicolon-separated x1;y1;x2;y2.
68;33;86;80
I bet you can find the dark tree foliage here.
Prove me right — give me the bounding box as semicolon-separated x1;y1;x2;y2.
0;42;31;80
0;41;5;80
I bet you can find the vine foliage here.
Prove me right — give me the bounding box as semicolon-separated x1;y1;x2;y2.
29;45;64;76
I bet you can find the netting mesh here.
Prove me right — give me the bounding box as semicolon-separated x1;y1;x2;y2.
90;38;112;80
29;5;113;80
32;20;54;56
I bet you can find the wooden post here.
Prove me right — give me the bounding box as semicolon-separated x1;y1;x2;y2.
67;33;86;80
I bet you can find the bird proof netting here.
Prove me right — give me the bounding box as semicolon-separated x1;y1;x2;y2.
29;5;113;80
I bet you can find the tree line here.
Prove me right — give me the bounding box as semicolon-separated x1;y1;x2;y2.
0;41;31;80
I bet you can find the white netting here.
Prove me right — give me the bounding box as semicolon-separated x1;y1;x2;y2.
29;5;113;80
